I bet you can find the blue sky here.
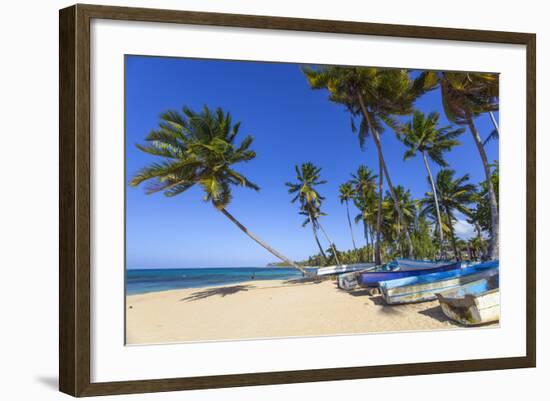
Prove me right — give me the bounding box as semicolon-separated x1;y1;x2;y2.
125;56;499;268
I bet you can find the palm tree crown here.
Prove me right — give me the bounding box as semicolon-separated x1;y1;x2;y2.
399;110;463;166
286;162;327;223
130;106;258;209
422;169;476;260
423;169;476;220
304;66;419;147
338;182;355;204
350;165;377;197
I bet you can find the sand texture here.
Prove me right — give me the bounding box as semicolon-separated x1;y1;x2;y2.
124;277;483;344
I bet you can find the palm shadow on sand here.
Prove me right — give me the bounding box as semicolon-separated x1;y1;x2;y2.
369;296;404;315
180;284;254;302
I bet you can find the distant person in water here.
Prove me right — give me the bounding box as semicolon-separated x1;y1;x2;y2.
251;273;255;280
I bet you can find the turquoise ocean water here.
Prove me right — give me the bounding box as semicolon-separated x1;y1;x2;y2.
126;267;313;295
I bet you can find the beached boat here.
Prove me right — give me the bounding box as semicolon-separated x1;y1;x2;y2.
316;262;376;276
337;265;381;290
379;261;499;304
357;260;461;288
393;258;455;269
436;276;500;325
460;260;480;268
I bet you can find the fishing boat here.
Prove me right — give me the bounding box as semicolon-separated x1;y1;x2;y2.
436;276;500;326
393;258;455;269
357;260;461;288
317;262;376;277
337;264;380;290
379;261;499;304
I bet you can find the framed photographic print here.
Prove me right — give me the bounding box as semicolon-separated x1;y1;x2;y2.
59;3;536;397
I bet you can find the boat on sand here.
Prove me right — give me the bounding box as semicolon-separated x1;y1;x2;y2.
357;260;461;288
436;275;500;325
317;263;375;276
379;261;499;304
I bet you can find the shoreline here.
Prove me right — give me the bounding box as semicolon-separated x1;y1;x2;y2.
125;267;312;296
126;278;489;344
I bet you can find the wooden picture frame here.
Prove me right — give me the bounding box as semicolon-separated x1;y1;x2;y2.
59;3;536;397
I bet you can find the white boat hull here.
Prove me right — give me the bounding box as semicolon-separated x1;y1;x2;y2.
380;269;498;304
337;271;360;290
437;288;500;326
317;263;375;276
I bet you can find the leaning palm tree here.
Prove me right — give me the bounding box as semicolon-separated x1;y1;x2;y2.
304;66;421;257
339;182;358;250
350;165;379;263
130;105;307;274
398;110;464;259
422;169;476;260
286;162;341;265
416;71;499;259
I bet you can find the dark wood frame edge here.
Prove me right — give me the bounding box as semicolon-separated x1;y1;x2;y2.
59;3;536;397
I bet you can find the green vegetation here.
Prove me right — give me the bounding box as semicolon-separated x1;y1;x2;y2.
294;68;498;266
350;166;378;262
421;169;476;260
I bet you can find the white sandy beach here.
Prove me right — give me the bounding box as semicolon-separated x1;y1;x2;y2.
125;277;482;344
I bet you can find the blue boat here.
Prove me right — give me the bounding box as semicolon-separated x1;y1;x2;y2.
357;260;461;288
393;258;455;269
337;264;384;290
379;261;499;304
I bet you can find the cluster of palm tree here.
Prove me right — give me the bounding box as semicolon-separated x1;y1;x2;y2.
286;162;491;266
303;67;499;263
129;67;499;272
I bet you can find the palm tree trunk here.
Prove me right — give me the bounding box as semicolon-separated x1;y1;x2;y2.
220;208;308;275
346;201;358;250
474;222;486;259
363;218;369;248
317;222;341;265
375;154;383;265
396;219;402;256
358;96;414;257
369;225;375;262
444;206;460;261
422;151;445;259
363;219;370;261
466;113;499;260
311;223;328;262
489;111;500;136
